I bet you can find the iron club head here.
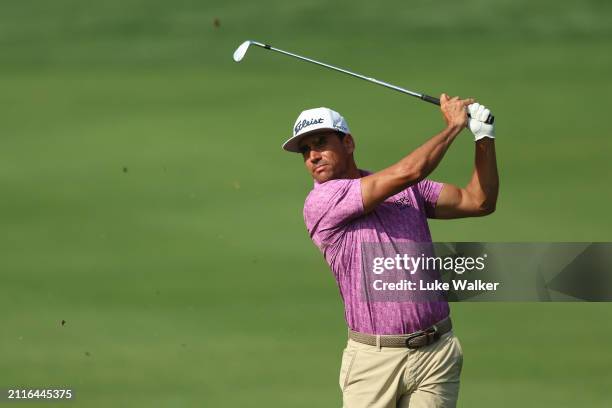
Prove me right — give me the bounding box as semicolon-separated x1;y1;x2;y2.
232;41;252;62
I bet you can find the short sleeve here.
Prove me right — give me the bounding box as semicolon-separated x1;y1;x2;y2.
416;179;444;218
303;178;364;246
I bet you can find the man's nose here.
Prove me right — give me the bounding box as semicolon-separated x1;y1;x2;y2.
308;149;322;163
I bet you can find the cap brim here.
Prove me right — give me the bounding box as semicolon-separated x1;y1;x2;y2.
282;128;345;153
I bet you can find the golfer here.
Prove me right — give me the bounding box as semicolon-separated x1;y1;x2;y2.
282;95;498;408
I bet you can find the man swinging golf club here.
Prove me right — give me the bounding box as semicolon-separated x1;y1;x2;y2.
283;95;499;408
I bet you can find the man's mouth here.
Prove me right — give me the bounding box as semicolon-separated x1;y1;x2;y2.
314;164;328;173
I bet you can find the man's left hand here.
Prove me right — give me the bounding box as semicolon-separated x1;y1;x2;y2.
468;103;495;141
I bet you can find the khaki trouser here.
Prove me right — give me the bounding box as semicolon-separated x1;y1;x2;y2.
339;331;463;408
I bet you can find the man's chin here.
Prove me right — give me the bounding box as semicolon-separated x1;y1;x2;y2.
312;170;335;183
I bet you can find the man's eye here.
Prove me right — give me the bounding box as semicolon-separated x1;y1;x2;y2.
314;137;326;147
299;146;309;155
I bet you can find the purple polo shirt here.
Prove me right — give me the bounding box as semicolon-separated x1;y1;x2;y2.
303;171;449;335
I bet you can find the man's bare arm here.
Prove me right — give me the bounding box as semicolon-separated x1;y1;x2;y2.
361;94;473;213
434;138;499;218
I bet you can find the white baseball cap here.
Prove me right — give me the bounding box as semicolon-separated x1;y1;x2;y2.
282;107;350;153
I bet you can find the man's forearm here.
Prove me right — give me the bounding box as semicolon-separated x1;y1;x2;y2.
360;125;463;213
465;138;499;213
361;95;473;213
398;124;464;183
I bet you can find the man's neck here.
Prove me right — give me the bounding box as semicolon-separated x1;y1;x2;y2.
344;169;361;179
344;162;361;179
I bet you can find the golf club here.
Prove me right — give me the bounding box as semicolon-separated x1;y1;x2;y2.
233;40;494;124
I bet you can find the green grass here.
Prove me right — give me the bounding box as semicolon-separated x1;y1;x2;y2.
1;0;612;406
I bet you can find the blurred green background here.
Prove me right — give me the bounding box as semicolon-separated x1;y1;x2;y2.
1;0;612;406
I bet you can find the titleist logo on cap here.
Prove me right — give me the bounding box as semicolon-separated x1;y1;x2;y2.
294;117;324;134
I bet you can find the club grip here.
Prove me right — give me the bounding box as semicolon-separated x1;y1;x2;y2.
420;94;495;124
420;94;440;106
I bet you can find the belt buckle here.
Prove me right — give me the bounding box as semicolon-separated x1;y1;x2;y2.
405;324;438;349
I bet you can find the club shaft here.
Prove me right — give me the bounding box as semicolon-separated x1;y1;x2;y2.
248;41;494;124
251;41;422;99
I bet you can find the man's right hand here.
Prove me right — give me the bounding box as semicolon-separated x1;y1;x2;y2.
440;93;474;129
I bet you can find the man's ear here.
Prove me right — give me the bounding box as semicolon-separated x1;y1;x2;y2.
343;133;355;154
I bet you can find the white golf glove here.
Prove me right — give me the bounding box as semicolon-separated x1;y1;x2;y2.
468;103;495;141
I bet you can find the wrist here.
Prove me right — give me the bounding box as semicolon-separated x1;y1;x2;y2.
475;134;495;142
445;124;464;137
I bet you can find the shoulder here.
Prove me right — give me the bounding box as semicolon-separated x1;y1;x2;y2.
305;178;358;204
414;179;443;196
303;178;363;228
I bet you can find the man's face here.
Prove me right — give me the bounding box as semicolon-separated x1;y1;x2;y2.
298;131;354;183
